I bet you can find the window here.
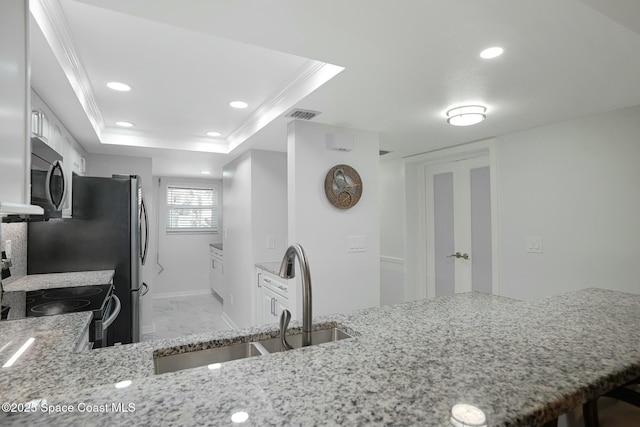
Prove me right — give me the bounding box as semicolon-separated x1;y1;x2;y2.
166;185;218;233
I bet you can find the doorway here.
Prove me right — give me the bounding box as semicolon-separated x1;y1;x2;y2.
425;155;493;297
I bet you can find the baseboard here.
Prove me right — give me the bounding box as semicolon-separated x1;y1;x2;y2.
221;312;238;329
152;289;211;300
141;322;156;335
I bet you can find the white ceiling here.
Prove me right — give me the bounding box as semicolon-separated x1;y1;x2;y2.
30;0;640;178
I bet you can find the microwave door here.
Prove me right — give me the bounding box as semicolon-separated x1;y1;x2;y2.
45;160;66;211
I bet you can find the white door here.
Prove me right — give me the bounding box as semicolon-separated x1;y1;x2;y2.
425;156;492;297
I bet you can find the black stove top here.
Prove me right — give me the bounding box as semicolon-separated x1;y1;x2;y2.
26;284;113;318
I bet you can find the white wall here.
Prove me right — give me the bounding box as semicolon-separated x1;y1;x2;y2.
153;176;222;298
287;120;380;318
496;104;640;300
223;152;253;327
86;153;155;333
383;104;640;303
223;150;287;328
380;158;406;306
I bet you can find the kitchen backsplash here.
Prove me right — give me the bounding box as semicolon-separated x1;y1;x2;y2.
1;222;27;284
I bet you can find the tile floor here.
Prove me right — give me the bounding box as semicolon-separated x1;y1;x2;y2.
141;292;230;341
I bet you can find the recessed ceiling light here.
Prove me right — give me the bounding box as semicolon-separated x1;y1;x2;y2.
229;101;248;109
480;47;504;59
206;131;222;137
106;82;131;92
201;171;211;175
115;121;134;127
446;105;487;126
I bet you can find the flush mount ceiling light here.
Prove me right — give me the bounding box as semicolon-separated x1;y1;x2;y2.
106;81;131;92
229;101;248;109
446;105;487;127
480;47;504;59
115;121;134;128
206;131;222;137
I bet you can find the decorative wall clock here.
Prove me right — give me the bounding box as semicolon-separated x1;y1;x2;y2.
324;164;363;209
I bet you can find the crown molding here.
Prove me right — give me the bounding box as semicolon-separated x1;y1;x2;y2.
30;0;104;140
227;60;345;152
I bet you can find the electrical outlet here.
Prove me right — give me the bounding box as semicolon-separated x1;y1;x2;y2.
267;235;275;249
5;240;11;259
526;236;543;253
230;294;234;307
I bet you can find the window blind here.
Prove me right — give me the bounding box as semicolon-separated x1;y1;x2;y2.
166;186;218;233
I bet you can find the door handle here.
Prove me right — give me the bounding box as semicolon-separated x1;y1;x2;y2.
141;196;149;266
447;252;470;260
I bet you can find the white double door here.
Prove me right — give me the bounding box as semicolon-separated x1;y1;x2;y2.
425;156;493;297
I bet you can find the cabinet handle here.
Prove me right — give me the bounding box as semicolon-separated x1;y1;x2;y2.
264;277;271;283
257;272;262;287
212;259;215;269
271;298;275;315
278;285;287;291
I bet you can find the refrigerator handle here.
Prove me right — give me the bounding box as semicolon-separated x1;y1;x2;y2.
136;282;149;297
141;196;149;266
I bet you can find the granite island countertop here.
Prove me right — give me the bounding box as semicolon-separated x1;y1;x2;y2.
255;262;282;276
2;288;640;426
3;270;115;292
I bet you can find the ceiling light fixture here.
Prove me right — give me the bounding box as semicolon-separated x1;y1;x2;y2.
446;105;487;126
480;47;504;59
206;131;222;137
106;82;131;92
115;121;134;128
201;171;211;175
229;101;248;109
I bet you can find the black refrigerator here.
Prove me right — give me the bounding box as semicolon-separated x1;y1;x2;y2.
28;174;149;345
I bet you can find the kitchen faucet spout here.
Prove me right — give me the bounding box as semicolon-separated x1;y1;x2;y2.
278;244;312;347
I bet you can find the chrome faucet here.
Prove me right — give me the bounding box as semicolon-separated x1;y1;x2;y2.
278;243;312;347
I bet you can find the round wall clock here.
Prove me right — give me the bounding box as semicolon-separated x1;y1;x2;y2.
324;164;363;209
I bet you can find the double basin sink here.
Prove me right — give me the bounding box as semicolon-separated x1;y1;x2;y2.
154;326;353;375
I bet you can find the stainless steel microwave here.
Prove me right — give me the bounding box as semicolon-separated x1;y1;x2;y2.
31;137;66;220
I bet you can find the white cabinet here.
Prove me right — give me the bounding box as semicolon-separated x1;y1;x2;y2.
257;267;290;325
209;245;224;299
0;1;30;206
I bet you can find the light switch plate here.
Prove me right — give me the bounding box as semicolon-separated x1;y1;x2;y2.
526;236;543;253
347;236;366;253
266;235;275;249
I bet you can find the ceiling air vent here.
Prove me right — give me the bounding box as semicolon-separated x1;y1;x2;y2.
285;109;321;120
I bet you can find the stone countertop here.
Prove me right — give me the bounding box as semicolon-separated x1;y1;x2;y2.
2;288;640;426
255;262;281;276
3;270;115;292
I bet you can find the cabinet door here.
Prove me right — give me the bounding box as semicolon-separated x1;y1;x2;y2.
261;286;277;324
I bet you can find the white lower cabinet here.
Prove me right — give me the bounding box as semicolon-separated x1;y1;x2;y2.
209;246;224;299
257;268;290;325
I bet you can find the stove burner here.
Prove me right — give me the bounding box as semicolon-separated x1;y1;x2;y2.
30;300;91;316
43;287;104;300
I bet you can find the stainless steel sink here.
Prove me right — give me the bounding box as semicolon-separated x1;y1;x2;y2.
154;341;268;375
257;327;353;353
154;327;354;375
